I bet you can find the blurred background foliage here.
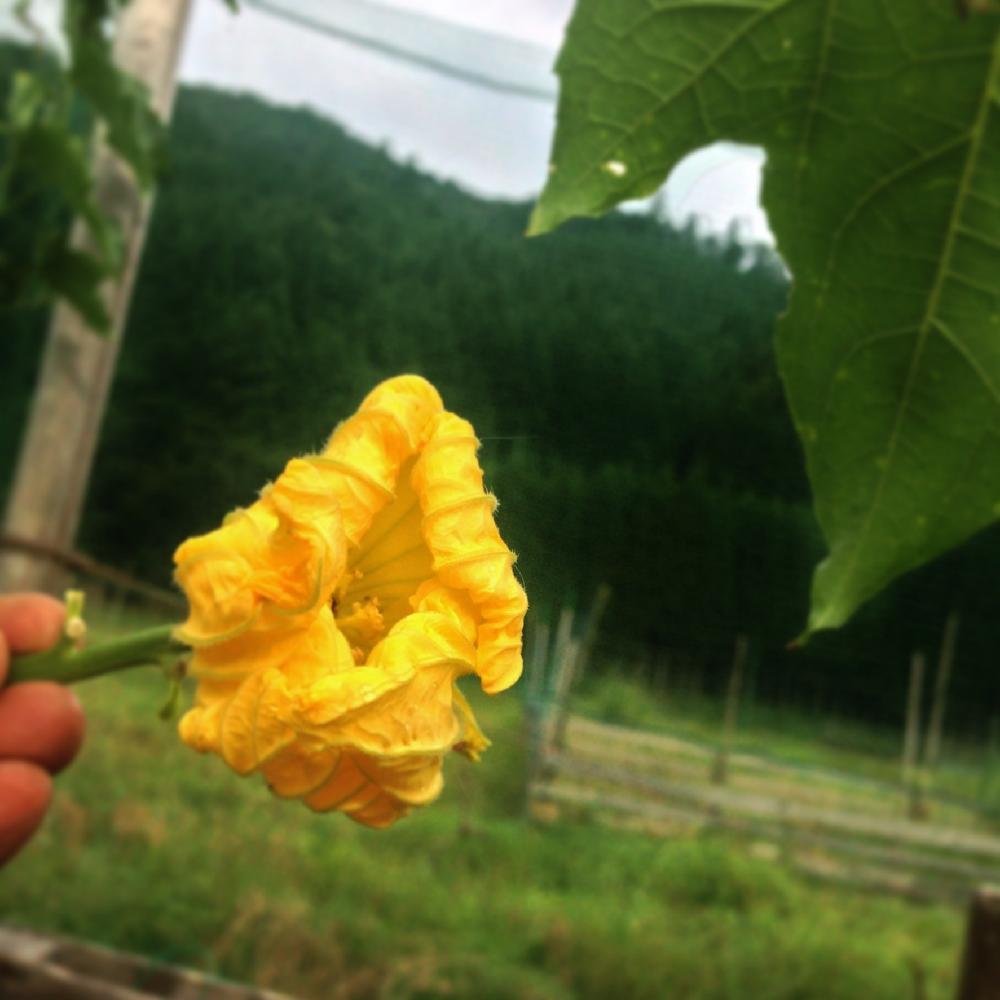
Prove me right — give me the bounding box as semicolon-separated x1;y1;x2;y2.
0;5;165;330
4;63;1000;737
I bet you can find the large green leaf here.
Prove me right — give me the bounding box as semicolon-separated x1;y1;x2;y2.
531;0;1000;638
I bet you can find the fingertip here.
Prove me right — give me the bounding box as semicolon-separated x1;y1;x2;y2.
0;594;66;654
0;760;52;866
50;686;86;774
0;682;86;774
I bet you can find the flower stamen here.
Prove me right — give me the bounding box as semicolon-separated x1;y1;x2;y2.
335;597;386;664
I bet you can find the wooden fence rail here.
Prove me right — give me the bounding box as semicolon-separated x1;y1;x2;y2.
529;712;1000;906
0;924;291;1000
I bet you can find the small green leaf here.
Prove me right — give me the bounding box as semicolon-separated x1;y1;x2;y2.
532;0;1000;638
64;0;166;188
0;4;166;331
7;71;47;128
157;667;183;721
16;122;91;202
15;120;122;270
41;243;111;333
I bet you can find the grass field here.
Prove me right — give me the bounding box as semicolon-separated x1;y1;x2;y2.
0;609;973;999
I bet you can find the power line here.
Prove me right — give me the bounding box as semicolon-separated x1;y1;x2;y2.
241;0;558;102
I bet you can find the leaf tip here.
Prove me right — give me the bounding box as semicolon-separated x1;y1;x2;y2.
525;204;553;239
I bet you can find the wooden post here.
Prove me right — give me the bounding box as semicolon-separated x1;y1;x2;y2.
548;605;576;721
955;887;1000;1000
523;618;550;817
551;587;612;749
568;583;611;692
925;611;961;770
711;634;748;785
980;717;1000;808
902;651;925;782
550;607;575;689
550;647;579;749
526;619;550;700
902;650;928;820
0;0;194;593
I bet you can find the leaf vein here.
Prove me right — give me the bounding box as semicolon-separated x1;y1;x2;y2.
824;40;1000;614
932;319;1000;407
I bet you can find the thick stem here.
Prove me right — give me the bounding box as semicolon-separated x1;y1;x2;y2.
8;624;185;685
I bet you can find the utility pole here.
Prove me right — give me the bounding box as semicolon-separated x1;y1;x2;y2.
0;0;193;593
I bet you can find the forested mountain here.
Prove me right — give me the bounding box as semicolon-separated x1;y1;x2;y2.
3;83;1000;733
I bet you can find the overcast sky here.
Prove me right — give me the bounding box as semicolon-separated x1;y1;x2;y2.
4;0;772;242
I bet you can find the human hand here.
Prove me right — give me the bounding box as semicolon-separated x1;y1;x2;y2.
0;594;86;865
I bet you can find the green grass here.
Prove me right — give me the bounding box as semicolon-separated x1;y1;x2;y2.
1;617;968;999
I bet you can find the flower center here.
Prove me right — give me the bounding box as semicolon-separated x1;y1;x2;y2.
333;594;386;663
332;458;433;664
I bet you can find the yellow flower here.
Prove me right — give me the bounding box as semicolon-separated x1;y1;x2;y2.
173;376;527;827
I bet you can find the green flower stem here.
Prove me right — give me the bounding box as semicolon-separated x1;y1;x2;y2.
7;624;186;686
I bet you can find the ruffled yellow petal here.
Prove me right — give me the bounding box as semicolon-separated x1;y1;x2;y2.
452;685;491;761
301;750;444;827
264;746;444;820
174;375;525;828
172;508;269;645
412;412;528;693
178;609;354;769
181;606;484;824
177;676;239;754
318;375;443;547
260;743;341;799
260;457;346;605
173;457;348;646
183;616;327;683
287;609;476;753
